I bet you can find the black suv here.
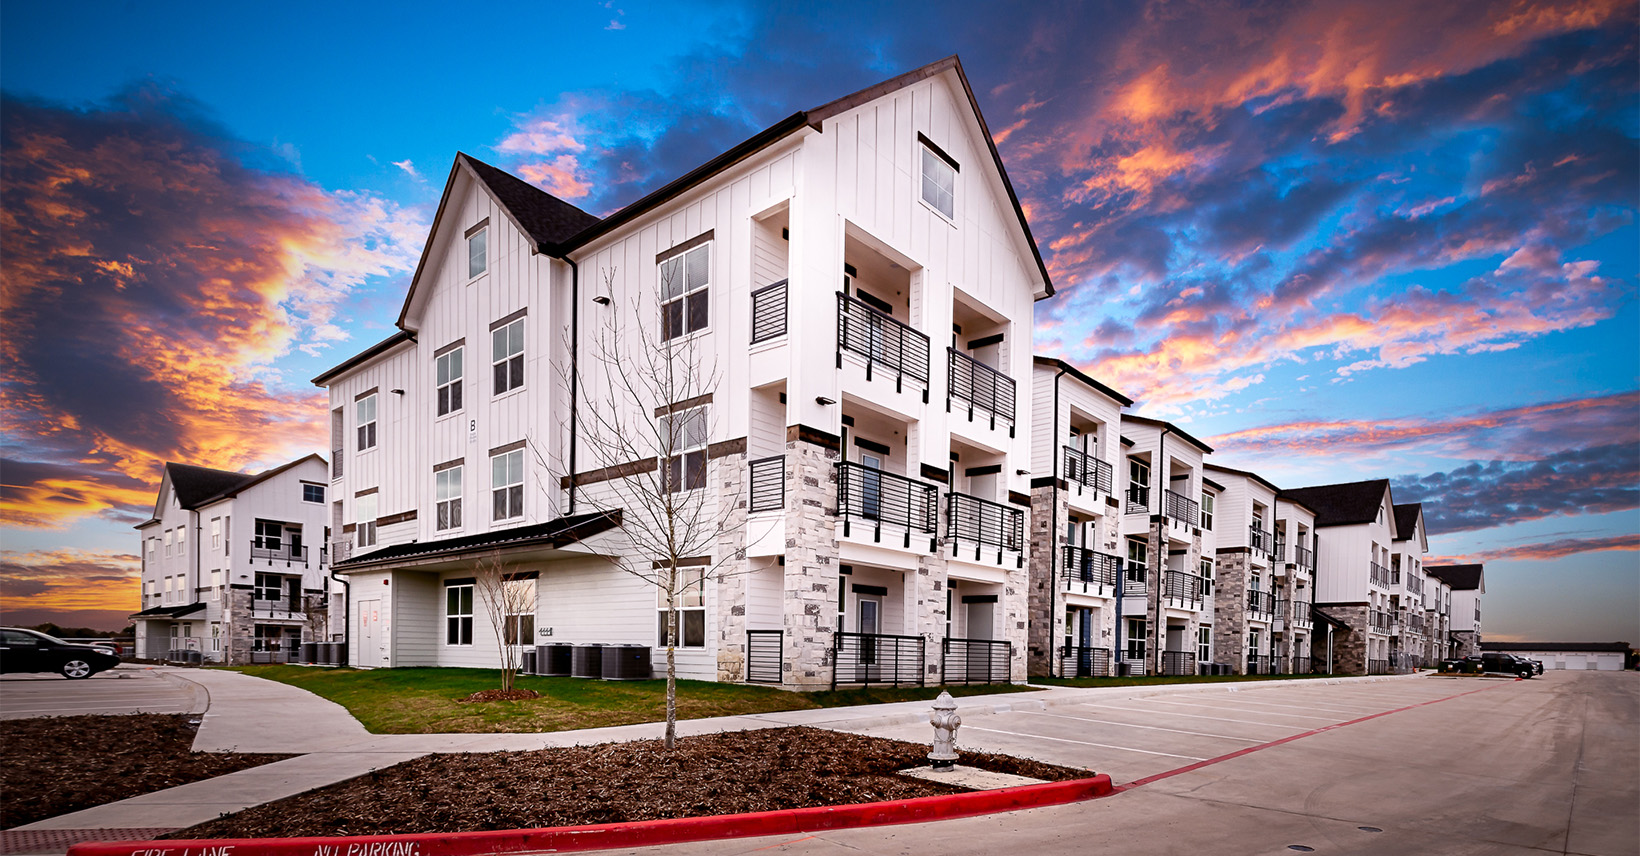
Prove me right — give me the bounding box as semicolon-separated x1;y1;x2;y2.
0;627;122;679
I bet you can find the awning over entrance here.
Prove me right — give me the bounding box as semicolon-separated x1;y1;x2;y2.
130;602;207;620
331;509;622;573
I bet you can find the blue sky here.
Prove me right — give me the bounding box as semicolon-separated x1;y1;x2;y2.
1;0;1635;641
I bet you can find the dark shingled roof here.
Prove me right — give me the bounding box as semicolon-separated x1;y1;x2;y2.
1426;563;1484;590
1481;641;1630;653
166;463;255;509
460;153;601;252
130;602;207;619
334;510;622;571
1279;480;1390;527
1392;503;1422;541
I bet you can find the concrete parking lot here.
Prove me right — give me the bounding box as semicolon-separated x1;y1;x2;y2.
620;671;1640;856
0;665;206;719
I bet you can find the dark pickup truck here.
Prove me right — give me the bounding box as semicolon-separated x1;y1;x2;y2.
1439;653;1536;678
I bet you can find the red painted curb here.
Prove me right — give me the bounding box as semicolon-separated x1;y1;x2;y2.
67;776;1112;856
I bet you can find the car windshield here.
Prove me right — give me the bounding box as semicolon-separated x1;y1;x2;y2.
29;630;70;644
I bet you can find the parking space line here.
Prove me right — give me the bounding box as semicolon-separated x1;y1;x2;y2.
1078;703;1308;730
1139;698;1344;721
965;726;1208;760
1015;710;1264;742
1197;697;1387;715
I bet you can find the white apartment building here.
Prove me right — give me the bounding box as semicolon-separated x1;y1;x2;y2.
1428;563;1485;658
132;456;334;663
1117;415;1215;676
1389;503;1431;671
1204;464;1292;676
314;56;1052;688
1273;494;1318;674
1282;479;1400;675
1025;358;1132;678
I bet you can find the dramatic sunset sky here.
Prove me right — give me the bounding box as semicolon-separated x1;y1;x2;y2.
2;1;1635;641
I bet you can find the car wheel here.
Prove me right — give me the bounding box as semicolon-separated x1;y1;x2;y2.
61;659;93;679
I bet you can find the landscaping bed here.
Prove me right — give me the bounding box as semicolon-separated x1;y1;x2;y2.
229;666;1033;734
167;726;1088;839
0;715;292;829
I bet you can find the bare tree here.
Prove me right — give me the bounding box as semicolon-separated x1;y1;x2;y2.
473;549;536;693
545;264;755;749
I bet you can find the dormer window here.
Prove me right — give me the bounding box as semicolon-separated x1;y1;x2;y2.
467;220;489;279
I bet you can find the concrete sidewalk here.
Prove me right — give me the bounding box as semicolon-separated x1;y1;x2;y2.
6;669;1425;852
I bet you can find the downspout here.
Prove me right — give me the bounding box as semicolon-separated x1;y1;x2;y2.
1152;427;1171;675
1047;367;1068;678
561;252;581;514
331;568;350;664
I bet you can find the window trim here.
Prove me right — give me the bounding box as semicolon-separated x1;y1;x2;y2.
656;567;707;649
490;317;525;397
356;392;378;452
434;463;463;532
659;404;708;494
490;448;525;522
356;492;378;548
302;483;325;504
917;133;958;223
435;342;464;417
445;580;474;646
658;239;711;341
466;219;489;281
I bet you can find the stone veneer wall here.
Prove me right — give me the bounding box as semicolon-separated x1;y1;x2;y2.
1451;630;1480;658
1144;518;1164;674
1212;551;1250;672
779;435;840;689
1025;486;1068;676
218;589;327;665
713;452;750;683
1313;604;1370;675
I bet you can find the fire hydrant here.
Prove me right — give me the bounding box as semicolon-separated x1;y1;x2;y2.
929;690;960;770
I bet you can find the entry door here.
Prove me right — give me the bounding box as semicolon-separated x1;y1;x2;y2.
856;597;881;679
357;598;382;667
1075;608;1094;676
860;453;883;519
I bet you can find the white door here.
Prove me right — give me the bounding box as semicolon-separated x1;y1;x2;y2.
357;598;382;668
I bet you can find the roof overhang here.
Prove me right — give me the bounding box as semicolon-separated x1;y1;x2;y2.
333;510;622;573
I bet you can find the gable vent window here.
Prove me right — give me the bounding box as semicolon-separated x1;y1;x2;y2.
920;140;956;220
468;225;488;279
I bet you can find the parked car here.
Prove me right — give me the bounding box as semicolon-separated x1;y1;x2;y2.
1479;652;1536;678
0;627;123;678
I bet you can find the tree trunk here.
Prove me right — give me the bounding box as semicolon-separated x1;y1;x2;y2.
665;564;678;750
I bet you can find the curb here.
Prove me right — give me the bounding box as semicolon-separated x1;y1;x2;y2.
65;775;1113;856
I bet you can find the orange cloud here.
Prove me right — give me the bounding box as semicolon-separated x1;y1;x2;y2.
1435;533;1640;564
0;549;139;616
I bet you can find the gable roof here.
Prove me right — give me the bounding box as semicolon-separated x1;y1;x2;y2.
1121;414;1214;454
1279;479;1390;528
1392;503;1423;542
1203;462;1281;495
1033;356;1133;406
1426;563;1484;591
462;153;603;251
147;455;326;519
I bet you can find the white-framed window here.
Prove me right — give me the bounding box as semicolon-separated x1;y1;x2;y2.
656;567;706;648
254;519;283;554
223;516;231;557
659;242;710;340
144;579;156;599
164;529;173;556
920;140;956;220
357;393;378;451
436;346;464;416
1125;537;1148;584
468;224;488;279
491;449;524;521
147;537;157;561
445;581;474;645
1125;618;1146;661
254;573;283;602
492;319;524;395
1197;626;1211;662
303;483;325;503
210;623;222;652
210;569;222;590
660;405;708;493
1200;558;1214;596
504;577;536;646
356;493;378;548
435;465;463;531
176;524;186;552
1200;493;1214;530
210;517;222;550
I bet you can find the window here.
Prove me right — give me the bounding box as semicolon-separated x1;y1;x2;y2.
331;407;345;478
144;579;156;599
254;520;283;553
1201;493;1214;530
211;623;221;653
435;465;463;530
656;567;706;648
356;493;378;548
492;319;524;395
147;538;156;561
164;529;173;556
1125;618;1146;661
660;406;708;493
210;569;222;589
176;525;186;552
303;484;325;503
1125;538;1148;584
254;573;282;602
436;346;464;416
920;142;956;220
1200;558;1214;596
1197;626;1211;662
224;516;231;557
357;393;377;451
210;518;221;550
468;225;488;278
491;450;523;521
446;582;473;645
659;242;710;340
504;578;536;646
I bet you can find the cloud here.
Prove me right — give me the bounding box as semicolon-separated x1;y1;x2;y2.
390;159;421;181
1392;444;1639;533
0;84;424;528
0;549;140;617
1436;533;1640;563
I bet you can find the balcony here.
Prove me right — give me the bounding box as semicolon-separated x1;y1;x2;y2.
1370;609;1393;633
1063;446;1113;494
1163;570;1202;610
836;292;930;399
947;348;1016;433
1249;526;1277;555
1246;590;1276;620
1062;546;1121;594
833;631;925;689
1246;654;1273;675
1163;489;1199;527
1161;650;1196;676
1407;574;1424;595
836;462;939;550
942;637;1011;685
747;455;785;513
749;279;788;344
329;537;353;564
1059;645;1112;678
251;541;309;567
1273;537;1286;562
1125;485;1150;515
946;493;1025;564
1292;544;1314;571
1123;563;1148;597
1369;561;1391;587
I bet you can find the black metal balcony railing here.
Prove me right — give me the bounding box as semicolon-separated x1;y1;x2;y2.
1247;590;1276;618
749;279;788;344
836;292;930;399
1369;561;1391;587
1291;656;1314;675
833;631;925;689
942;638;1011;685
1063;446;1114;494
1125;485;1150;514
1062;546;1121;593
1163;570;1202;609
1249;526;1277;554
1124;562;1149;596
1059;645;1113;678
1368;658;1390;675
745;629;782;683
946;492;1025;558
1162;650;1196;676
1293;544;1314;571
1408;574;1424;595
1246;654;1273;675
836;461;939;549
1273;537;1286;562
747;455;785;513
251;542;308;565
947;348;1016;432
1370;610;1393;633
1163;489;1199;526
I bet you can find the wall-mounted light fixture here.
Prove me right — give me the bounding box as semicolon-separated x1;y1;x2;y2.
1016;469;1030;476
391;389;405;396
592;295;611;306
815;396;836;406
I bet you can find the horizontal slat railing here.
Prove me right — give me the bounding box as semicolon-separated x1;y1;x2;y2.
1249;526;1276;554
946;492;1025;556
942;638;1011;685
1125;485;1149;514
745;629;782;683
1247;590;1276;618
1164;570;1202;609
836;292;930;397
1059;645;1112;678
833;631;925;689
1063;446;1113;494
747;455;785;513
836;462;939;549
1161;650;1196;676
1062;546;1121;593
749;280;788;344
250;543;308;565
1163;489;1199;526
947;348;1016;432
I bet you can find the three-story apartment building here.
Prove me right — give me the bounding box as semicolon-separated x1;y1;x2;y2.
132;456;333;663
1204;464;1286;675
1427;563;1485;658
1281;479;1400;675
314;56;1052;688
1273;493;1318;674
1390;503;1430;672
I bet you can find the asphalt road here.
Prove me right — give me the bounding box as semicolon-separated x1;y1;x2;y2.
619;671;1640;856
0;665;207;719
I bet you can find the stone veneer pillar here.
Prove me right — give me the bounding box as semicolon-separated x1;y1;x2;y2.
1212;550;1250;673
714;452;750;683
1025;485;1068;676
1145;518;1164;674
780;434;840;689
1314;604;1370;674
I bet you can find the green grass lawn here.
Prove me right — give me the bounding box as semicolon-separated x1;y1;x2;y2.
1033;672;1343;689
228;666;1032;734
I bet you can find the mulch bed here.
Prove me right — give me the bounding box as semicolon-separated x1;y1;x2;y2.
0;715;293;830
459;689;542;703
168;727;1090;839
